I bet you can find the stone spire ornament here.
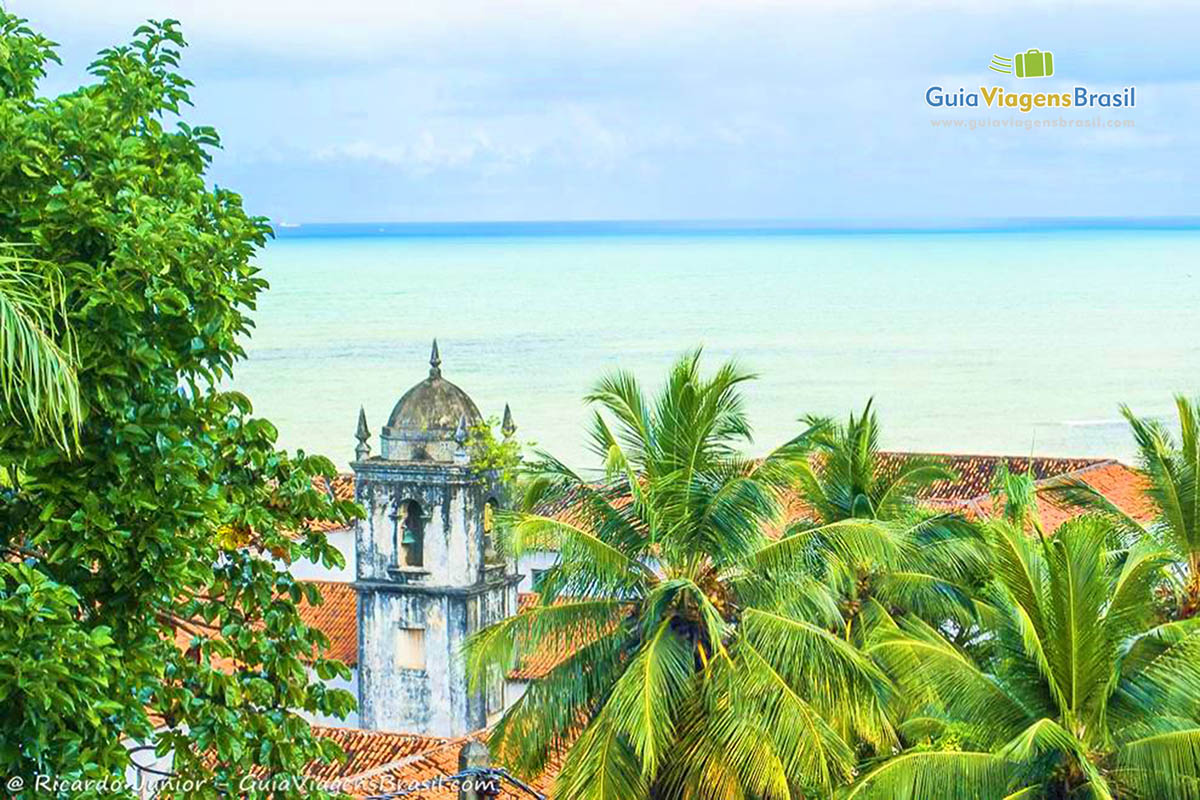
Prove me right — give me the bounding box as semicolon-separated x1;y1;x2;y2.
501;403;516;439
453;413;469;464
429;338;442;378
355;406;371;460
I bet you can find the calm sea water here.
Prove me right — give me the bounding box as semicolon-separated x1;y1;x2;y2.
231;224;1200;470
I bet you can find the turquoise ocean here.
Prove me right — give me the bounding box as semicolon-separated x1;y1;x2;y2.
232;222;1200;471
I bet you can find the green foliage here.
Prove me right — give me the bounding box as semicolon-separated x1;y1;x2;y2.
466;415;528;491
0;11;357;798
856;513;1200;799
792;399;989;646
0;243;80;447
466;351;898;800
1043;396;1200;618
0;563;125;784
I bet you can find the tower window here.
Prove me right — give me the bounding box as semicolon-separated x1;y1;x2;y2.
395;626;426;670
396;500;425;568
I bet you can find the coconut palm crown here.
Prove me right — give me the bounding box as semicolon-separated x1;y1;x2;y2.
465;352;898;800
1044;396;1200;618
792;400;988;646
853;501;1200;799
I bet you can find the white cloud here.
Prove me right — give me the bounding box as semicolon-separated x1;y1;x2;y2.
16;0;1183;56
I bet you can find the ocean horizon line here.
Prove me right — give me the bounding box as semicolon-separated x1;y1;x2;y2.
270;216;1200;239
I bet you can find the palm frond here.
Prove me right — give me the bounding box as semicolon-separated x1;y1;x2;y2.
1106;539;1171;639
872;570;977;630
665;675;788;800
840;751;1011;800
1122;401;1198;557
1042;518;1113;726
585;369;653;470
740;607;895;749
553;707;649;800
504;514;656;597
463;599;627;690
868;617;1032;741
0;246;81;447
491;629;632;778
735;639;858;793
755;518;901;575
1116;728;1200;800
601;619;694;779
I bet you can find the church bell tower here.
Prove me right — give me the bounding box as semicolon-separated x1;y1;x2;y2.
351;341;519;735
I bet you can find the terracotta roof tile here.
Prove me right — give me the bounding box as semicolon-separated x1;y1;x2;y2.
780;453;1152;529
509;640;572;682
874;452;1110;502
969;460;1154;529
305;726;448;783
191;727;450;790
334;733;560;799
170;580;358;675
299;580;359;666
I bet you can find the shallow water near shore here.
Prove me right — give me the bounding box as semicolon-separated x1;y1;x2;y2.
232;225;1200;470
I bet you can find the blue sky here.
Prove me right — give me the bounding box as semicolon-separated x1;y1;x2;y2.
12;1;1200;223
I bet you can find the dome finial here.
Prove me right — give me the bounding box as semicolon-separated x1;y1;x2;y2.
502;403;516;438
429;339;442;378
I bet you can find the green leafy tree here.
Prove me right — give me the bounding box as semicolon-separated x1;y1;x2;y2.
854;507;1200;799
466;352;900;800
0;12;356;798
794;400;988;645
1045;396;1200;617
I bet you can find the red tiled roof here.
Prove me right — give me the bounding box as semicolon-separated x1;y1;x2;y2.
332;732;561;799
509;640;571;682
967;460;1153;529
306;725;448;783
875;452;1108;502
170;580;359;676
507;594;622;682
780;452;1153;528
189;726;450;790
299;580;359;666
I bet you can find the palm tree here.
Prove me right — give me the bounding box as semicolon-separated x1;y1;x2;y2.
793;400;988;645
0;243;80;447
851;506;1200;799
465;352;897;800
1043;397;1200;617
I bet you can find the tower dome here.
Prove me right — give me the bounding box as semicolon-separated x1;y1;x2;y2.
380;340;482;461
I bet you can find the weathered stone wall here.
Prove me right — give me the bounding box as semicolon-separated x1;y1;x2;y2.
353;459;519;737
354;465;484;585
